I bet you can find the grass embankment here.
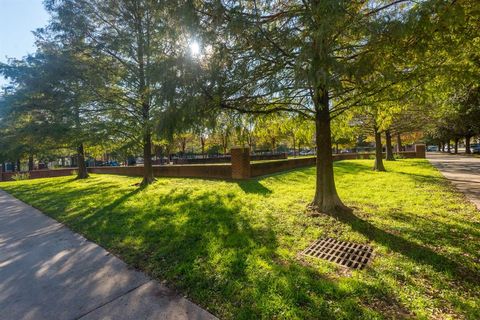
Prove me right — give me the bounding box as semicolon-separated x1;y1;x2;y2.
1;159;479;319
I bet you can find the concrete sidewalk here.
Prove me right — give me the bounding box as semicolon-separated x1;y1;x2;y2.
427;152;480;210
0;190;217;320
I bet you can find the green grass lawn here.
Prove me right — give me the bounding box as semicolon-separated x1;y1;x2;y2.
1;159;479;319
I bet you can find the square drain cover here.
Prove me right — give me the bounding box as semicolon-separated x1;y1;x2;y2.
302;238;373;269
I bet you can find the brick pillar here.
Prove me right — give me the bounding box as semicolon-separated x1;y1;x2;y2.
231;147;251;179
415;144;426;158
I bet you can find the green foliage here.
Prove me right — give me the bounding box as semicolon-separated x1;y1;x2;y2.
11;172;30;181
1;160;479;319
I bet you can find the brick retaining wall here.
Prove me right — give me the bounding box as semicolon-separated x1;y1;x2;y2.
0;146;424;182
0;168;77;182
251;157;316;177
174;153;287;164
88;164;232;179
249;150;420;178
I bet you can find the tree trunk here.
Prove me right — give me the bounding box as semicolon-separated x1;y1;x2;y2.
447;140;451;153
28;155;34;171
373;127;386;171
247;134;254;150
16;159;21;172
396;133;402;152
440;142;444;152
181;138;186;154
437;142;441;152
465;136;471;154
222;134;228;155
141;131;155;186
454;138;459;154
292;135;296;157
76;143;89;179
311;92;349;214
385;130;395;161
136;12;154;186
201;137;206;158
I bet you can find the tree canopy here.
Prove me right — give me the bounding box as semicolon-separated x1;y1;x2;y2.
1;0;479;214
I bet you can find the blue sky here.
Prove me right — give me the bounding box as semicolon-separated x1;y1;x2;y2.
0;0;49;86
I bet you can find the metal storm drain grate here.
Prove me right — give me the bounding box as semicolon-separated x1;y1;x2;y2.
302;238;373;269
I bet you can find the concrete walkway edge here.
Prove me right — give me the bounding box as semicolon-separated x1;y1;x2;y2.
427;152;480;211
0;189;218;320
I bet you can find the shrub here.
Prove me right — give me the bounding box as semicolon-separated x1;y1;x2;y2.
11;172;30;181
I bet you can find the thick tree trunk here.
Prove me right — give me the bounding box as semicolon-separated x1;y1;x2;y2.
311;94;349;214
141;131;155;186
396;133;402;152
16;159;21;172
465;136;472;154
385;130;395;161
454;138;459;154
447;141;451;153
437;142;441;152
373;127;386;171
76;143;89;179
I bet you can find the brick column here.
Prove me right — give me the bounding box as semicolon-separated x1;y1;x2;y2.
231;147;251;179
415;144;426;158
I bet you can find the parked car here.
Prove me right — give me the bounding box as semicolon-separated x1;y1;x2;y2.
470;144;480;154
299;149;315;156
104;161;120;166
427;145;438;152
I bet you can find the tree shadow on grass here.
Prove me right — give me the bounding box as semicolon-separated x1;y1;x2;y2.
5;172;458;318
0;176;78;195
236;180;272;195
327;209;480;284
100;185;146;213
334;161;374;174
71;187;408;319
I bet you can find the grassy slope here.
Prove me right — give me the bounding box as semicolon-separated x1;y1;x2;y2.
1;159;479;319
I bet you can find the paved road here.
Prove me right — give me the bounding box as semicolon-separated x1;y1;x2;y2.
0;190;217;320
427;153;480;210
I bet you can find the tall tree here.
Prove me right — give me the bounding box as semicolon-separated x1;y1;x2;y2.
46;0;197;185
0;47;104;179
198;1;423;213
